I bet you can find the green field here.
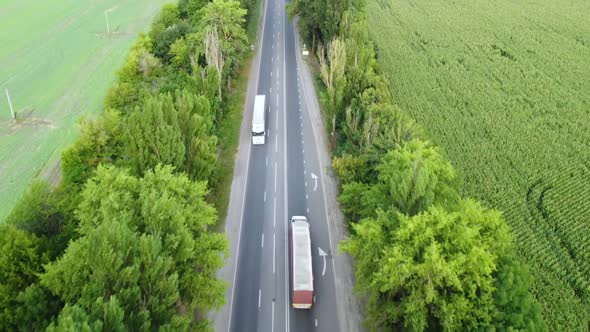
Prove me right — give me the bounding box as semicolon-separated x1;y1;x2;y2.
0;0;170;221
367;0;590;329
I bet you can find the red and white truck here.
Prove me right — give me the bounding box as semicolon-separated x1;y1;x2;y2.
290;216;313;309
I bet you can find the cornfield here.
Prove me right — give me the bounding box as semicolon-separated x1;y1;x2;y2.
367;0;590;329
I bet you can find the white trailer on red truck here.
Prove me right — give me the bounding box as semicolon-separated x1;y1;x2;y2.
290;216;313;309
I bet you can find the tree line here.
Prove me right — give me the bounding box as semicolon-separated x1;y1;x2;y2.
288;0;547;330
0;0;254;329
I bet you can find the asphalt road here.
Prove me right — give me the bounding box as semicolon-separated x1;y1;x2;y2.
214;0;344;330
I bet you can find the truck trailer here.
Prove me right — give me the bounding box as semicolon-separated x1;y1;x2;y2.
290;216;313;309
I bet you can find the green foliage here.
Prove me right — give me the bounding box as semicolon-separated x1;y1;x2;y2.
174;89;218;180
14;284;64;331
200;0;248;71
149;3;181;40
104;81;143;112
317;38;346;144
104;35;161;114
368;139;460;216
192;65;222;117
123;90;217;181
116;33;162;83
46;304;104;332
362;102;419;155
123;93;185;176
169;36;191;70
153;21;192;62
61;109;122;188
5;180;72;258
0;225;44;331
338;182;370;224
342;200;513;331
492;256;547;331
179;0;210;22
332;154;370;184
339;140;460;223
41;165;226;329
288;0;356;49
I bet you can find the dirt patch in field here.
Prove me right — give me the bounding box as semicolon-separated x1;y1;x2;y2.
1;108;55;135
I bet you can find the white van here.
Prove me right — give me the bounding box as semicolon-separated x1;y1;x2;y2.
252;95;266;145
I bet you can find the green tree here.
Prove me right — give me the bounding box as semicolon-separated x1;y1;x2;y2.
5;180;72;258
14;284;64;331
362;102;419;155
149;3;181;40
116;33;162;83
199;0;247;90
332;154;370;185
41;165;226;329
123;91;217;181
288;0;355;49
153;21;191;62
342;200;513;331
368;139;460;216
104;81;144;112
492;256;547;331
179;0;210;22
338;182;371;224
123;94;185;176
170;36;190;70
104;34;161;113
174;89;217;181
339;140;459;222
46;305;103;332
318;38;346;146
0;225;45;330
61;109;122;188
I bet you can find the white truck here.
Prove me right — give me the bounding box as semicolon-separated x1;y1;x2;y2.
290;216;313;309
252;94;266;145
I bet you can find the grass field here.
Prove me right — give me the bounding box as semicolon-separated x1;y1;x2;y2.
367;0;590;329
0;0;170;221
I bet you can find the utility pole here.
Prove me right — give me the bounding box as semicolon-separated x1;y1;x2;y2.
5;88;15;122
104;11;110;34
104;6;118;35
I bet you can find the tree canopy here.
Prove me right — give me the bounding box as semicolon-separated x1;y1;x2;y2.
342;200;513;331
41;165;226;330
339;139;460;223
0;225;44;330
123;90;217;181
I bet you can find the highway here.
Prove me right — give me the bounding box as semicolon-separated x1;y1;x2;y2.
213;0;341;330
